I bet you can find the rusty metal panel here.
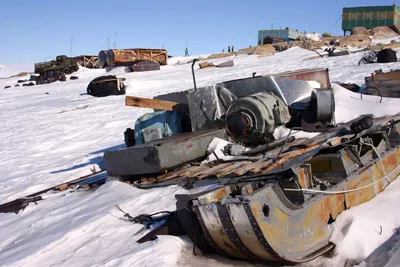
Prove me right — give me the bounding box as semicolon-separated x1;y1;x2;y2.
294;164;313;189
382;149;399;176
227;204;277;261
151;144;318;182
371;164;387;195
344;167;375;207
197;187;231;205
215;162;250;178
198;204;250;259
270;68;331;88
247;184;331;262
195;163;235;179
192;145;400;263
232;159;268;176
245;159;273;175
340;148;360;174
398;147;400;169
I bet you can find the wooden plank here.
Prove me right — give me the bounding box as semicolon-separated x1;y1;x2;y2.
373;72;400;82
125;96;189;112
92;78;119;84
195;163;233;179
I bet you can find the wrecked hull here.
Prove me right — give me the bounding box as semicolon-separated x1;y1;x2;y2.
2;113;400;265
192;148;400;263
193;185;336;263
134;114;400;264
181;121;400;263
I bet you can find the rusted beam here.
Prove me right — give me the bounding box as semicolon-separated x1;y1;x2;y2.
125;96;189;113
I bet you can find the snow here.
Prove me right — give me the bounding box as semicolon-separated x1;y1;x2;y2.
202;138;238;163
0;64;32;78
305;33;322;42
372;36;400;45
1;46;400;267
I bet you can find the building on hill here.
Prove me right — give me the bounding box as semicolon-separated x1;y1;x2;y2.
342;4;400;34
257;29;305;46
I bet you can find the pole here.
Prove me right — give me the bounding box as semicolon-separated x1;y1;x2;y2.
107;38;110;49
191;59;198;91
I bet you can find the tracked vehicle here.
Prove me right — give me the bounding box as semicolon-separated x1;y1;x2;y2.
32;55;98;85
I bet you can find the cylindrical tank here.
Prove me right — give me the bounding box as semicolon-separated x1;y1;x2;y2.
106;49;137;66
225;92;290;146
98;50;109;68
98;49;168;68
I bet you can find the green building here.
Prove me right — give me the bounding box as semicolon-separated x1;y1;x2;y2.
342;4;400;34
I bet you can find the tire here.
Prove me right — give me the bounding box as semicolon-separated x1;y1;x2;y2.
302;89;334;123
377;49;397;63
87;75;125;97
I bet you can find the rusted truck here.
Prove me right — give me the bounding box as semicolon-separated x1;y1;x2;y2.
32;55;99;85
97;48;168;68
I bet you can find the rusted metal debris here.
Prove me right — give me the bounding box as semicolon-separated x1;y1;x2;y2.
135;113;400;264
0;170;107;214
4;62;400;265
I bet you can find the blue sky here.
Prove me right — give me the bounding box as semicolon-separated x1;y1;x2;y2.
0;0;398;64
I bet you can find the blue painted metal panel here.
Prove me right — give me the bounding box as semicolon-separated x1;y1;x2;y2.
134;111;184;145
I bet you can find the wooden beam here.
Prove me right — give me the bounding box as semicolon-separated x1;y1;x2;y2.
125;96;189;113
91;78;119;84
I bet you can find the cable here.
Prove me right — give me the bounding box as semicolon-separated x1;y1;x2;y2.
328;14;343;33
359;138;390;183
285;165;397;195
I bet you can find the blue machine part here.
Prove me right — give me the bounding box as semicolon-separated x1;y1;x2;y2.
134;111;184;145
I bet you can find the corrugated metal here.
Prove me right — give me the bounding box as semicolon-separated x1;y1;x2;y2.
343;5;399;13
142;114;400;185
342;5;400;31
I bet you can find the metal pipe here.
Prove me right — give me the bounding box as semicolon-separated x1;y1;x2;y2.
191;58;198;91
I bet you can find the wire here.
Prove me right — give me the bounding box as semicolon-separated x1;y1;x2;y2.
328;14;343;33
359;138;390;183
285;142;396;195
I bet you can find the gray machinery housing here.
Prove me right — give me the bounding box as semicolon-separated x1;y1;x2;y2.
187;75;335;144
104;73;335;177
225;92;291;146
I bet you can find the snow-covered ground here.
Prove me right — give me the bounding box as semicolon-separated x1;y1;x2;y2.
0;64;32;79
1;47;400;267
